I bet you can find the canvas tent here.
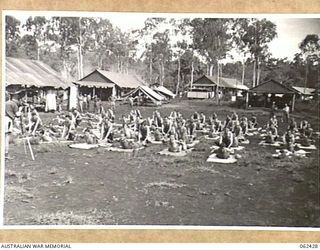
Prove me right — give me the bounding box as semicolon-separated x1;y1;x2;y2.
74;69;145;101
292;86;315;98
152;85;176;99
6;57;71;111
124;86;164;106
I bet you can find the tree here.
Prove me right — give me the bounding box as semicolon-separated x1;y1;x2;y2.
20;34;38;59
230;18;251;85
5;15;21;57
237;18;277;87
190;18;231;77
23;16;47;60
299;34;320;89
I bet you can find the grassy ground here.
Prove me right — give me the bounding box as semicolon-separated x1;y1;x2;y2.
3;98;320;226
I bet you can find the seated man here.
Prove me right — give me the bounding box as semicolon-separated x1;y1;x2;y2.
240;117;249;135
168;134;181;153
304;123;313;138
287;118;298;133
83;128;98;144
27;110;43;136
72;108;82;128
215;143;231;159
61;114;76;140
248;116;257;129
218;128;233;148
162;116;172;135
224;115;232;130
265;123;278;143
199;112;206;124
118;135;140;149
233;122;245;146
177;122;188;143
100;118;114;142
154;127;163;141
283;129;295;152
123;123;134;139
139;120;151;144
187;118;197;137
268;115;278;128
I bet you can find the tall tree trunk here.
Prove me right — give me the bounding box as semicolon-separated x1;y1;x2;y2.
216;62;220;104
209;64;214;76
190;61;194;89
257;57;261;86
241;59;246;85
37;46;40;61
304;62;308;91
149;59;153;83
176;56;181;95
77;47;81;79
78;17;83;79
253;59;257;87
161;61;165;86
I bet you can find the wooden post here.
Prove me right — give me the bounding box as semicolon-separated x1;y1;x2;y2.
292;94;296;112
93;87;96;97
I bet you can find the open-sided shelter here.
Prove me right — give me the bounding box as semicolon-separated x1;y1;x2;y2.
74;69;145;101
248;79;297;111
187;75;248;99
6;57;71;111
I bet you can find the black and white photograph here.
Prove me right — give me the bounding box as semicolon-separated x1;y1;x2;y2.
3;11;320;227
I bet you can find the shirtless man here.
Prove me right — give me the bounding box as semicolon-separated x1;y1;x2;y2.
101;118;114;142
219;128;233;148
265;123;278;143
283;129;295;152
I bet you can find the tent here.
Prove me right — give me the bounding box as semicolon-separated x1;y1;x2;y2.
152;85;176;99
124;86;165;106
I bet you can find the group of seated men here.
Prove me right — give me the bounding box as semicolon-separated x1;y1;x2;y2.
13;101;315;158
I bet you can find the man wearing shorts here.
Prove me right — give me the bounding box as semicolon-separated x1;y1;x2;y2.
5;95;20;160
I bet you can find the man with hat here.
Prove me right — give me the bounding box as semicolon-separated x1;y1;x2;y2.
5;93;21;159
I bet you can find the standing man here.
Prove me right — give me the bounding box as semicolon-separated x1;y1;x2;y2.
5;94;21;160
282;103;290;123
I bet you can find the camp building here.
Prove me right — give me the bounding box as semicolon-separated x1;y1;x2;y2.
187;75;249;99
5;57;71;111
74;69;146;101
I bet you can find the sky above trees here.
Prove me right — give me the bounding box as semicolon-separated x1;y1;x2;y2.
11;11;320;61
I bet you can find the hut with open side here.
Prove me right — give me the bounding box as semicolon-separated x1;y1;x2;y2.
5;57;71;111
187;75;248;100
248;79;298;111
74;69;145;101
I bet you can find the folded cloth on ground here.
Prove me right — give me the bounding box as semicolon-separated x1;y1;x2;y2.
296;144;317;150
105;146;144;152
150;140;163;144
206;153;237;163
158;148;191;157
98;142;112;147
240;139;250;144
41;140;71;144
69;143;99;149
259;141;282;147
187;140;200;148
204;135;219;140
